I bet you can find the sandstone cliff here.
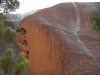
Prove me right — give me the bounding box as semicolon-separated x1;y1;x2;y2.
15;2;100;75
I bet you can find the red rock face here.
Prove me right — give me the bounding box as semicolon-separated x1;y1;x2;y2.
15;2;100;75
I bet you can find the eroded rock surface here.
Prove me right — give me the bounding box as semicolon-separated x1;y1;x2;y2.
15;2;100;75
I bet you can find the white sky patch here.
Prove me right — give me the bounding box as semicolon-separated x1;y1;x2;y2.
12;0;99;14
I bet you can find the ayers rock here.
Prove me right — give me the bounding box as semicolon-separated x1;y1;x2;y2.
15;2;100;75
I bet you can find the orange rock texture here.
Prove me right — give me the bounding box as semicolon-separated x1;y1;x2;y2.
15;2;100;75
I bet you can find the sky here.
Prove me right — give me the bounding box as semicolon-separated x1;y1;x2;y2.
14;0;99;13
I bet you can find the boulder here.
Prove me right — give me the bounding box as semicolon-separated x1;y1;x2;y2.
15;2;100;75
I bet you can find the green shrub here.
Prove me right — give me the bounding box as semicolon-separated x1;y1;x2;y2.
0;49;29;75
89;10;100;31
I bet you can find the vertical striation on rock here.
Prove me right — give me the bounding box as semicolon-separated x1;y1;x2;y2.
15;2;100;75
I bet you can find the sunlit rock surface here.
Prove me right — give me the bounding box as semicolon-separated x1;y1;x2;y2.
15;2;100;75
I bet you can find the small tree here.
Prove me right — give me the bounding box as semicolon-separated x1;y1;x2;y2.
0;14;17;48
0;49;14;75
89;10;100;32
0;0;20;47
0;49;29;75
14;52;29;75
